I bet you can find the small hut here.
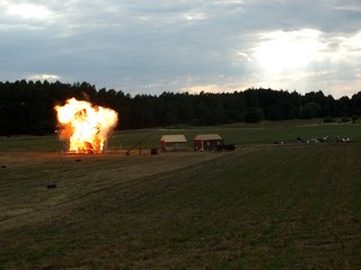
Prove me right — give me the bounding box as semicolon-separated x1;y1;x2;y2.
194;134;223;151
160;135;187;152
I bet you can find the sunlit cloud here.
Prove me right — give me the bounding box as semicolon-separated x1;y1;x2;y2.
181;84;223;94
344;32;361;52
227;28;361;96
236;52;252;62
179;77;250;94
183;12;208;21
5;3;54;20
27;74;61;82
252;29;324;73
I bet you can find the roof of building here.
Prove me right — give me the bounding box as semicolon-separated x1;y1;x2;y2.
160;134;187;143
194;134;223;140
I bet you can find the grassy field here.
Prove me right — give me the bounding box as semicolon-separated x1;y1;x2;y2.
1;120;361;269
0;119;361;152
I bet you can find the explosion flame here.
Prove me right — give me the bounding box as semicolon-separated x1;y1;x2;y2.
55;98;118;153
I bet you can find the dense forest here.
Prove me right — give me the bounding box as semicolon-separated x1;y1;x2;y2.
0;80;361;135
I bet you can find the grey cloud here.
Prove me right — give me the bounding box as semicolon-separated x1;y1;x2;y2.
0;0;360;95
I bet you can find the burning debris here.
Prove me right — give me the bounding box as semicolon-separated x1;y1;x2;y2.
55;98;118;154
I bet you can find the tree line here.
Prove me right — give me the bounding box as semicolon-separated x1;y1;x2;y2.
0;79;361;135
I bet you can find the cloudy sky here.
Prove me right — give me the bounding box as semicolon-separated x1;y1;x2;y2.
1;0;361;97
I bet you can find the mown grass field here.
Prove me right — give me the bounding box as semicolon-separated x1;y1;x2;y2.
1;120;361;269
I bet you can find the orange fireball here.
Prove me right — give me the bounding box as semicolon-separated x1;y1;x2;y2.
55;98;118;153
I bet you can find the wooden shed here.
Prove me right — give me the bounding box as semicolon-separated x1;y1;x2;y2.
160;135;187;152
194;134;223;151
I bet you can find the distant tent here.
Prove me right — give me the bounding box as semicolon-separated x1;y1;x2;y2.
194;134;223;151
160;135;188;152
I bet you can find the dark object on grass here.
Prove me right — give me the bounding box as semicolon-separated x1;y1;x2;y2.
297;137;310;143
215;144;236;151
1;165;7;169
222;144;236;151
323;116;336;123
273;140;284;144
151;148;158;155
47;184;57;189
352;114;358;123
75;159;82;162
